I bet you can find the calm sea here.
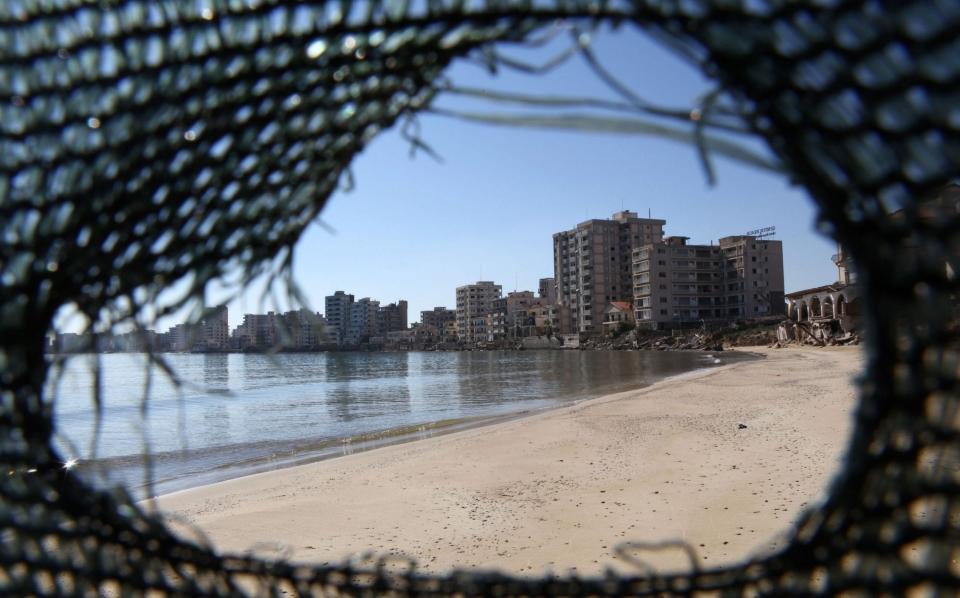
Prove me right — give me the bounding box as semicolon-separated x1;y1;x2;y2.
49;350;745;498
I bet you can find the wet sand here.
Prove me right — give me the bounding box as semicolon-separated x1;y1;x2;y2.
155;346;862;576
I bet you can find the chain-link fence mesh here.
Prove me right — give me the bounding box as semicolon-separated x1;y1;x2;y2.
2;0;959;595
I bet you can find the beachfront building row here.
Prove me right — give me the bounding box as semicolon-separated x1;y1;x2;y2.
421;306;456;330
632;236;785;329
231;309;329;350
51;305;330;353
324;291;408;346
154;305;233;351
451;281;563;344
419;307;459;345
551;210;787;334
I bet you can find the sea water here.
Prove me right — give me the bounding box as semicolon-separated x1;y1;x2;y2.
49;350;746;498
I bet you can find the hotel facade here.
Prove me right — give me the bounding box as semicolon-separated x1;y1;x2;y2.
632;235;785;329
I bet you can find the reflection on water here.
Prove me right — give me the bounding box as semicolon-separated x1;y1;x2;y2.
202;353;229;388
49;350;745;496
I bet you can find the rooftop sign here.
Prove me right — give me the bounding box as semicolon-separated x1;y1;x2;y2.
745;226;776;239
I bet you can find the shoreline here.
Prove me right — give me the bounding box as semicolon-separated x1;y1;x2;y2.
97;351;762;501
155;346;861;576
140;350;755;499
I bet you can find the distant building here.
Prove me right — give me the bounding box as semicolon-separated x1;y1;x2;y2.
456;281;502;344
111;329;164;352
232;313;278;350
515;303;548;338
833;244;856;286
490;291;537;340
441;320;459;345
168;322;201;352
420;307;458;345
602;301;635;335
421;307;456;330
278;309;328;349
632;234;785;329
786;182;959;332
54;332;92;353
785;240;862;330
199;305;229;351
348;297;380;345
469;315;491;344
554;210;665;335
379;300;408;335
324;291;354;346
513;301;566;338
718;235;785;319
538;277;557;305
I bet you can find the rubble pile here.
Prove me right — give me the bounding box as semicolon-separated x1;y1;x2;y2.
579;330;639;351
635;333;724;351
575;317;861;351
773;320;860;347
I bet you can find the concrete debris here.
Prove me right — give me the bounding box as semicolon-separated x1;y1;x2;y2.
573;317;860;352
774;320;860;348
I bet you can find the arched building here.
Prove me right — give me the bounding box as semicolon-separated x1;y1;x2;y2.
785;182;960;334
785;243;861;332
786;283;861;329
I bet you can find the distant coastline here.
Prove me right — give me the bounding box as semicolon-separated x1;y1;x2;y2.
49;316;787;355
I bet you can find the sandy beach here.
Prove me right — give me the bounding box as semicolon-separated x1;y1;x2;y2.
155;346;862;576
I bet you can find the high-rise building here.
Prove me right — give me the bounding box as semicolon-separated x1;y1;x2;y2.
324;291;354;345
199;305;229;350
553;210;665;334
718;235;785;319
348;297;380;344
455;281;502;344
632;234;784;329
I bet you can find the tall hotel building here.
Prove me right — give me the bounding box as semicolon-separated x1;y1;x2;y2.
632;235;784;328
553;211;665;334
455;281;502;343
324;291;354;345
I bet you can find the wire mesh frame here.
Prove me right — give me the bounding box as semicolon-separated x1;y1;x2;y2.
1;1;959;595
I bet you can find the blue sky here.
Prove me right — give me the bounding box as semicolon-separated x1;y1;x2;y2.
225;25;835;328
59;24;839;333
